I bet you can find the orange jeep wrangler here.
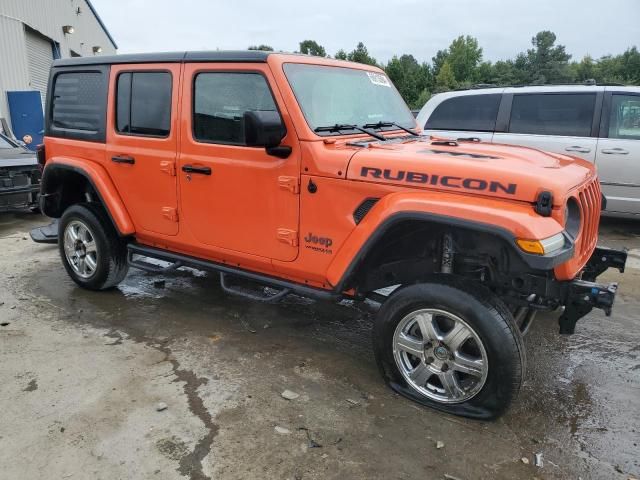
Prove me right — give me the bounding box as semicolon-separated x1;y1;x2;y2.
32;51;627;418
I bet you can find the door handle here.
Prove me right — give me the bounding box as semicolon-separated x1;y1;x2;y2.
111;155;135;164
601;148;629;155
182;164;212;175
565;146;591;153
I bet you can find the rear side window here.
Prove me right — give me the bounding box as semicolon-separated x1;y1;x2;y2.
608;94;640;140
48;68;108;142
509;93;596;137
425;94;501;132
193;72;277;145
116;72;172;137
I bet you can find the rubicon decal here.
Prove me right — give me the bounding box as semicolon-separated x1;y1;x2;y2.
360;166;517;195
304;232;333;254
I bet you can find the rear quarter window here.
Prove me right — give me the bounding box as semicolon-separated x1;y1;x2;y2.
425;94;501;132
46;66;109;142
508;93;596;137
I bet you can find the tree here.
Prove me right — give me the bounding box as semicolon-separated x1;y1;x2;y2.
248;45;274;51
435;61;457;92
334;49;347;60
523;31;571;83
299;40;326;57
432;35;483;84
571;55;596;82
347;42;377;66
414;88;432;110
385;54;432;108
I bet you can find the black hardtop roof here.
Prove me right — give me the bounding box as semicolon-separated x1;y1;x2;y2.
52;50;275;67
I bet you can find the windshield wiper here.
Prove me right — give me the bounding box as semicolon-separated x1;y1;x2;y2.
314;124;387;141
362;121;419;137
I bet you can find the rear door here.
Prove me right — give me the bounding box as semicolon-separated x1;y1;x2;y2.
422;93;501;141
595;90;640;214
493;91;601;162
105;64;180;235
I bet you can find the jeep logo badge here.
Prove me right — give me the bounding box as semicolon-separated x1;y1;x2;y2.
304;232;333;254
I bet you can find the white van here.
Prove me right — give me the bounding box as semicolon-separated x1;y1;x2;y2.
416;85;640;217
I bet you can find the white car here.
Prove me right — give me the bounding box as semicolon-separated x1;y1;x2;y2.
416;85;640;217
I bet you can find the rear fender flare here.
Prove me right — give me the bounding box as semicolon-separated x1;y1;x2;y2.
326;191;570;289
40;158;135;235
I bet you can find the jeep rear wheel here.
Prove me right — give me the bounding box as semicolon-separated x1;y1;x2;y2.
373;276;525;419
59;203;129;290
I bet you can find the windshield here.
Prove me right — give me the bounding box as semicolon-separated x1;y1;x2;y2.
283;63;415;135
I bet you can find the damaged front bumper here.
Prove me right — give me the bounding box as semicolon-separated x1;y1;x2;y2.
558;246;627;334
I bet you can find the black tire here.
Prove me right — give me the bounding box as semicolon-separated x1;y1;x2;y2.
58;203;129;290
373;275;525;420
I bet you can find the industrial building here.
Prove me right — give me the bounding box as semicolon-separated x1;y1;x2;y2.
0;0;116;147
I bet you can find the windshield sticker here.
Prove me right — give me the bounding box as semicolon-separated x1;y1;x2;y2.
366;72;391;87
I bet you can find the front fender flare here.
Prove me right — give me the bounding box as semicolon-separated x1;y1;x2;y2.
326;191;571;289
41;157;135;235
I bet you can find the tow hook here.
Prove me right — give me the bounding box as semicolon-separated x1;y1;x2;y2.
558;246;626;334
559;280;619;334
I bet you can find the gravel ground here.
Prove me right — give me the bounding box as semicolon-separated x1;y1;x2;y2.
0;212;638;480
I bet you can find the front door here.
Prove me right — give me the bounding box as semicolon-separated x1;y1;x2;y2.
178;64;300;262
105;64;180;235
596;91;640;215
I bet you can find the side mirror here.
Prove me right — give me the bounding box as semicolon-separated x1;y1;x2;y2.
244;110;286;148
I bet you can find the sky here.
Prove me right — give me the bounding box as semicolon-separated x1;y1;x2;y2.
91;0;640;64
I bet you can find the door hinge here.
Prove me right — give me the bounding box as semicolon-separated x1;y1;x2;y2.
278;176;300;194
160;161;176;176
162;207;179;222
277;228;298;247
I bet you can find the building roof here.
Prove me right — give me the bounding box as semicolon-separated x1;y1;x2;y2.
85;0;118;49
52;50;273;67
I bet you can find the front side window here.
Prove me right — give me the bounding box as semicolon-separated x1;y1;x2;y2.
608;94;640;140
283;63;415;134
193;72;277;145
116;72;172;137
508;93;596;137
425;94;501;132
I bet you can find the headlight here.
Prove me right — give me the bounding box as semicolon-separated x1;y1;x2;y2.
564;197;581;239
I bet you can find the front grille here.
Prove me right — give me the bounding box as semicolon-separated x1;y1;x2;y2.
576;179;601;265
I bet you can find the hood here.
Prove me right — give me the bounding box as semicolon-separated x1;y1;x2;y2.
0;148;37;167
346;139;595;206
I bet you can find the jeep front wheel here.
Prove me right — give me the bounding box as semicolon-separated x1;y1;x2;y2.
59;203;129;290
373;276;525;419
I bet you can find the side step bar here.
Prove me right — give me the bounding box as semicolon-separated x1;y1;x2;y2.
126;243;339;302
219;272;291;303
30;219;59;244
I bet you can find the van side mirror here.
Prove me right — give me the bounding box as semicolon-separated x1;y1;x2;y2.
244;110;286;149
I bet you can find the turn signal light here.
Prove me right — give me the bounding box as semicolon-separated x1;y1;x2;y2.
516;233;566;255
516;239;545;255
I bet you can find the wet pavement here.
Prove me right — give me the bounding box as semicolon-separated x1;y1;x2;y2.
0;211;638;480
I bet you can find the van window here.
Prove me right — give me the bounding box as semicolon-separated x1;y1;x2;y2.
193;72;277;145
608;94;640;140
116;72;172;137
425;94;501;132
509;93;596;137
49;70;108;141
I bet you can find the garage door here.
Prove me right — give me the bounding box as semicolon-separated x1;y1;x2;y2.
25;27;54;109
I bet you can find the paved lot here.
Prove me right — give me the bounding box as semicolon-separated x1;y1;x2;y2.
1;212;639;480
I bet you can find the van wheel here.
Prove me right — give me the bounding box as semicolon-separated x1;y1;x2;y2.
372;275;525;419
59;203;129;290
